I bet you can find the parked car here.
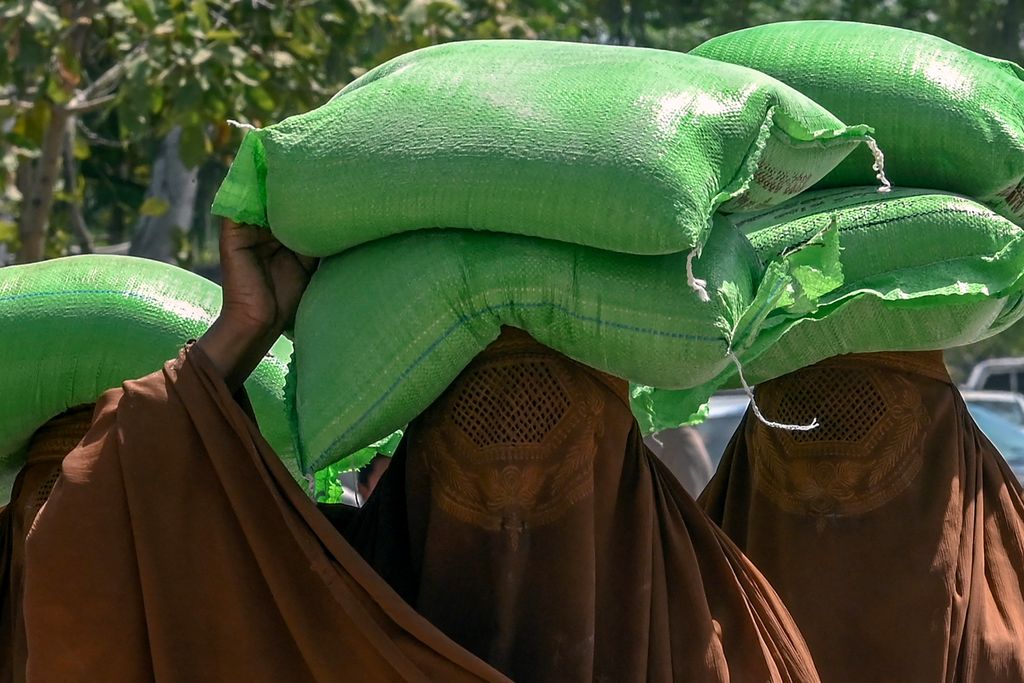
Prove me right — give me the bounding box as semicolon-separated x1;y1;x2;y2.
961;390;1024;427
965;403;1024;483
965;357;1024;393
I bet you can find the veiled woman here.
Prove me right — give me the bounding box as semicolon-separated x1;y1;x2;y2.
701;351;1024;682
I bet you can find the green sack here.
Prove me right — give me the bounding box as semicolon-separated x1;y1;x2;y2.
290;218;803;472
212;39;872;257
692;21;1024;223
634;188;1024;432
313;429;403;504
0;255;298;498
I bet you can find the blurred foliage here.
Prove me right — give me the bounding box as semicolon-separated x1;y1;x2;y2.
3;0;1021;260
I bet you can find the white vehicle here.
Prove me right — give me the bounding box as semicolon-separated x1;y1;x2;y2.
965;357;1024;394
960;390;1024;427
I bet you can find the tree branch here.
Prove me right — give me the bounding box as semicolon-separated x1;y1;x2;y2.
67;43;147;110
65;93;116;114
62;116;95;254
0;98;34;111
76;120;126;148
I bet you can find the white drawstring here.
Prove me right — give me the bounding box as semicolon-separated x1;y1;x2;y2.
227;119;257;131
865;137;892;193
687;249;711;303
729;352;820;432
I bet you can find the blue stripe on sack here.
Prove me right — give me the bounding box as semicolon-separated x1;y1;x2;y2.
0;288;188;307
319;299;728;465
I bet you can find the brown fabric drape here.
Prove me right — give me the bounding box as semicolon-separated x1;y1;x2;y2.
700;351;1024;683
0;405;93;683
341;329;819;681
23;347;504;683
24;331;820;682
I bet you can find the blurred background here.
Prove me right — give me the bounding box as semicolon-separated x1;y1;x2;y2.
3;0;1024;490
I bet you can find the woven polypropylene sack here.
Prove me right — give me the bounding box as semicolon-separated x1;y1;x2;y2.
0;255;298;498
635;188;1024;432
212;39;872;257
290;218;798;472
692;21;1024;223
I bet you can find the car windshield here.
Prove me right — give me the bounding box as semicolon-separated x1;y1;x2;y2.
967;404;1024;465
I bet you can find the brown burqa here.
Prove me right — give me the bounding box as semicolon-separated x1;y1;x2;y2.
0;405;93;683
24;329;820;682
701;352;1024;683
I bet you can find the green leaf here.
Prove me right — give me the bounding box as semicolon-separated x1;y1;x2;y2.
205;29;240;42
149;85;164;114
248;86;276;112
269;50;297;68
153;20;175;36
177;124;210;169
72;136;90;160
139;196;171;216
233;70;260;87
25;1;62;33
1;4;25;20
45;76;70;104
192;47;213;65
101;1;132;21
126;0;157;28
227;45;248;67
190;0;211;31
175;79;202;110
0;219;18;243
17;101;51;147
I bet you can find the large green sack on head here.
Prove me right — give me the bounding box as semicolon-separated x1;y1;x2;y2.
692;21;1024;223
0;255;298;498
212;39;873;257
290;218;798;472
634;188;1024;432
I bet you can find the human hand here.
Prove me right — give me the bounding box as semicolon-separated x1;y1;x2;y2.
196;220;317;389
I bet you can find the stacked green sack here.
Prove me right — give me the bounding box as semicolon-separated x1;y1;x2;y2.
212;39;876;257
634;188;1024;431
691;21;1024;224
290;219;816;471
213;39;885;473
0;255;299;498
627;21;1024;430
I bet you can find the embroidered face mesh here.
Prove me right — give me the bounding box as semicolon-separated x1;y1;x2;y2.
449;358;571;448
769;366;887;443
21;407;90;523
30;467;61;514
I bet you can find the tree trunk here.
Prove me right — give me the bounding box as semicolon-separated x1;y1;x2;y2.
129;127;199;263
62;117;95;254
16;105;70;263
